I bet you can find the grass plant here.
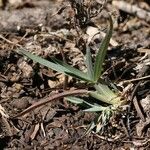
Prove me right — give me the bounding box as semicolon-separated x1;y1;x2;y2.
17;15;126;133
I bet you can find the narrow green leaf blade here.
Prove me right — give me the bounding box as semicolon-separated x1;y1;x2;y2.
66;96;84;104
93;15;113;81
19;48;69;72
85;45;94;81
66;96;97;108
94;83;116;100
89;91;110;104
19;49;91;82
84;106;106;112
51;57;91;82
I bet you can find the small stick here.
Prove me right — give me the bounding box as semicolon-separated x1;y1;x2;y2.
130;81;145;121
130;65;150;121
0;34;18;45
122;75;150;83
0;34;21;47
13;89;89;118
133;96;145;122
112;0;150;22
93;132;120;142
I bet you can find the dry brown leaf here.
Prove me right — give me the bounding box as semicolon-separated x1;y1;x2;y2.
30;123;40;140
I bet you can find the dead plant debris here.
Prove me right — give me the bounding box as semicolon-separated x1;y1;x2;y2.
0;0;150;149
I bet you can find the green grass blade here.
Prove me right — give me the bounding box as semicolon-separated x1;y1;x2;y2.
94;83;116;100
19;49;91;82
90;90;122;106
84;106;106;112
66;96;98;108
19;48;68;72
93;15;113;81
85;45;94;81
66;96;84;104
51;57;91;82
89;91;111;104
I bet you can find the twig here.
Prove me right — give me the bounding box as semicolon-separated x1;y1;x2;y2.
0;31;28;47
0;34;21;47
112;0;150;22
130;81;145;121
0;104;12;136
0;115;13;136
122;75;150;83
50;6;68;18
92;131;121;142
13;89;89;118
133;96;145;121
128;65;149;127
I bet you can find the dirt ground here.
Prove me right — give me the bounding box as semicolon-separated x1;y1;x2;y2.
0;0;150;149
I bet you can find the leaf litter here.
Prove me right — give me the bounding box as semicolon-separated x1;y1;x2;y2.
0;0;150;149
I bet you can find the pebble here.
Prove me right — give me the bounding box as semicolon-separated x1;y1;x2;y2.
12;97;30;109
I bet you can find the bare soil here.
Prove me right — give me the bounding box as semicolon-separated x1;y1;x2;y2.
0;0;150;149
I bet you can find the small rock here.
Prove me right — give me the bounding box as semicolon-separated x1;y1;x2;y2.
12;97;30;109
18;60;34;78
